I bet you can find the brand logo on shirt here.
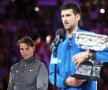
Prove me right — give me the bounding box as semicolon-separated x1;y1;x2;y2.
16;70;19;73
30;70;34;71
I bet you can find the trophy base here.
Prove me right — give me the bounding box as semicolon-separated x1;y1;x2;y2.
72;74;102;81
72;61;103;81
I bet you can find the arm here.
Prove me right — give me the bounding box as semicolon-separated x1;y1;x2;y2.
7;66;15;90
73;31;108;67
49;56;85;88
72;48;108;68
65;77;86;87
95;48;108;62
37;63;48;90
72;50;90;68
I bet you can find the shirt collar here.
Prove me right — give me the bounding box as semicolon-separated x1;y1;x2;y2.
21;55;35;65
66;27;81;40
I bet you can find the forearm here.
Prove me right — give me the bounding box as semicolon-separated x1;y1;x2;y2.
7;86;14;90
37;85;48;90
95;51;108;62
86;47;108;62
37;63;48;90
49;72;67;88
49;63;68;88
64;77;86;87
7;68;15;90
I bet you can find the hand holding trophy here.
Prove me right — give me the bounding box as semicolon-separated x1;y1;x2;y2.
73;32;108;80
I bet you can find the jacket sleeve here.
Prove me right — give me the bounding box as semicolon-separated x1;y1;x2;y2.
95;48;108;62
49;55;67;88
37;62;48;90
7;66;15;90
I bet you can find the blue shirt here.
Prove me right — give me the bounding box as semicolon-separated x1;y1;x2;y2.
49;28;108;90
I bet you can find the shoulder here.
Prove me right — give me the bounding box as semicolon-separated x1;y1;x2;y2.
10;61;21;72
34;57;46;68
36;60;46;67
35;60;47;73
78;28;95;33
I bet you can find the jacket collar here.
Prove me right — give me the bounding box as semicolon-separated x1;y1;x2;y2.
65;27;81;40
21;55;35;64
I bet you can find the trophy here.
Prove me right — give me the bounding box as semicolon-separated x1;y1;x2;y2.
73;32;108;80
74;32;108;51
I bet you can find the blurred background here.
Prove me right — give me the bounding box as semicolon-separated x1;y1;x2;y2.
0;0;108;90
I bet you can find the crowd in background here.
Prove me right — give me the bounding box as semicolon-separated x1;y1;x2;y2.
0;0;108;90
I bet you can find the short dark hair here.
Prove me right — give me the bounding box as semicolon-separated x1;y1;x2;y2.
60;2;81;15
17;37;34;47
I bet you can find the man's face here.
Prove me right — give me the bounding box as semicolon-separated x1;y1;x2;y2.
61;9;80;30
19;43;35;60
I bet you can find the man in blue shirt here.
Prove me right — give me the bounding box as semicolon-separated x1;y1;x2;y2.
49;2;108;90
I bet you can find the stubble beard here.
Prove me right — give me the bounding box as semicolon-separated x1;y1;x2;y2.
66;26;74;34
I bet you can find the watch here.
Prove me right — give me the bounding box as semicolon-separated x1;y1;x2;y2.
88;50;96;60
